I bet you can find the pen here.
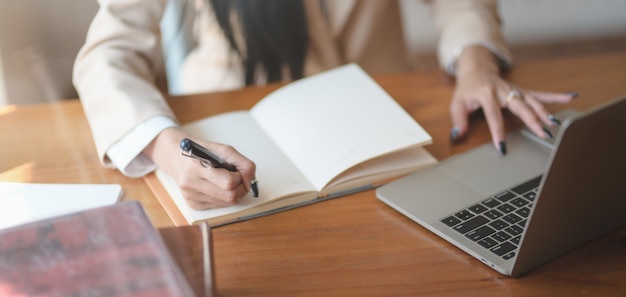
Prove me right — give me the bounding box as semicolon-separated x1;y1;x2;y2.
180;138;259;197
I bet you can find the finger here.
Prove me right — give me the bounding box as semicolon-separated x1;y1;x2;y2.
521;93;554;127
179;176;239;208
184;191;237;209
449;98;471;143
203;167;243;191
481;94;507;154
183;185;247;210
178;164;245;205
506;93;547;139
232;159;256;193
203;142;257;191
525;90;577;104
203;142;250;171
181;178;249;209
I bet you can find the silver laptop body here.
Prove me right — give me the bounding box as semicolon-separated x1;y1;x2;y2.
376;96;626;277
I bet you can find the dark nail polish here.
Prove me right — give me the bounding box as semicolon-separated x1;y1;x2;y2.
548;114;561;125
568;91;578;98
542;127;553;139
449;127;460;143
499;141;507;156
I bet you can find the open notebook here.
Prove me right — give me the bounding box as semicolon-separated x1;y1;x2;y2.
146;64;437;226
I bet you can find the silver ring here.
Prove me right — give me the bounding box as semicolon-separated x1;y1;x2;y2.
505;89;522;106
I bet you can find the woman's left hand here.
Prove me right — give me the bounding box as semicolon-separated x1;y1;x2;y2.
450;46;577;154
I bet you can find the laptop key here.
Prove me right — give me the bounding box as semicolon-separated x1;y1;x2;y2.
510;197;529;208
518;219;528;227
494;191;516;202
488;219;509;230
483;209;503;220
511;175;542;195
516;207;531;218
441;215;462;227
491;242;517;256
505;225;524;236
482;198;501;208
524;191;537;201
453;215;489;234
502;251;517;260
478;237;498;249
465;225;496;241
502;213;522;224
444;176;537;257
455;210;474;220
492;231;512;242
468;204;488;214
496;203;516;214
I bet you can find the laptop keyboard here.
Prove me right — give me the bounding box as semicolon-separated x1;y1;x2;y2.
440;175;542;260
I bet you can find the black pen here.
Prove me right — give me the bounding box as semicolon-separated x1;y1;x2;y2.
180;138;259;197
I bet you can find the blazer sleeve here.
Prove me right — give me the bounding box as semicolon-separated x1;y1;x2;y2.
429;0;512;75
73;0;176;168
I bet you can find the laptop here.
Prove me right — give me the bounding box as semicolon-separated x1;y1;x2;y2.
376;95;626;277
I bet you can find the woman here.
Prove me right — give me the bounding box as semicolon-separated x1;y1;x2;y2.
73;0;575;209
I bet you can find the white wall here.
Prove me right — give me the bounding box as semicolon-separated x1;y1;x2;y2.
499;0;626;46
0;1;98;106
401;0;626;58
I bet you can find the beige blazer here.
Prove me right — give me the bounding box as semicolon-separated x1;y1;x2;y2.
73;0;510;168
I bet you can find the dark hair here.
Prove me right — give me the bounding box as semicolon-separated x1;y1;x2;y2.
209;0;309;85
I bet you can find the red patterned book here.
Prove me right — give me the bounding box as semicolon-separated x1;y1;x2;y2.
0;201;197;297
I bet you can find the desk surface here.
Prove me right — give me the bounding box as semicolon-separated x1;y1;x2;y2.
2;51;626;296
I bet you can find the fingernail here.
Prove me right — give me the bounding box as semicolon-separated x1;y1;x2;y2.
548;114;561;125
542;127;553;139
449;127;460;143
499;141;507;156
568;91;578;98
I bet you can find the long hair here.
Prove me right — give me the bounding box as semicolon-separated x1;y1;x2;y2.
209;0;309;85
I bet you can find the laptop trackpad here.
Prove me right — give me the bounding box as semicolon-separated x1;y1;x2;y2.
377;131;550;225
437;132;549;197
377;169;484;224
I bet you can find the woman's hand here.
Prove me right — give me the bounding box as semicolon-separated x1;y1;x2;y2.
450;45;577;154
143;127;256;209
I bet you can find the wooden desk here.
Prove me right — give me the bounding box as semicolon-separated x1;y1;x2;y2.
2;51;626;296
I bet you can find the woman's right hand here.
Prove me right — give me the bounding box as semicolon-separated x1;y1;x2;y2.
143;128;257;210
